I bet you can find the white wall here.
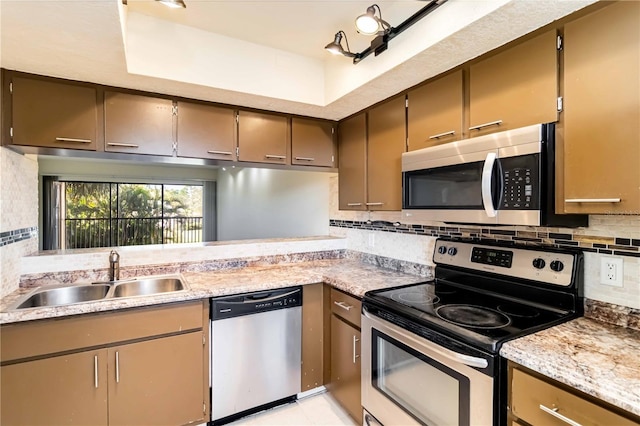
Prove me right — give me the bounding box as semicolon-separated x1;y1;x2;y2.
217;167;333;241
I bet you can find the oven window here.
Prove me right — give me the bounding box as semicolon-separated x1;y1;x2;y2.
372;329;470;426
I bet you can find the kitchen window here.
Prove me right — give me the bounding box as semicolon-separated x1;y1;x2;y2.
42;179;205;250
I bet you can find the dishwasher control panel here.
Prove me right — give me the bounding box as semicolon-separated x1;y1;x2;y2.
210;286;302;320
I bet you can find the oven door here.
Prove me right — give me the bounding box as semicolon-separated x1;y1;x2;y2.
361;308;494;426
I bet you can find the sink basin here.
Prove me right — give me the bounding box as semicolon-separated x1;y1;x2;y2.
12;284;111;310
112;277;186;298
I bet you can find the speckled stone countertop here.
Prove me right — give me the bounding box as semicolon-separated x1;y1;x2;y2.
501;317;640;417
0;258;427;324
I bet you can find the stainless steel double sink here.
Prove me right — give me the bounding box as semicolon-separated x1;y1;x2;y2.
8;275;188;310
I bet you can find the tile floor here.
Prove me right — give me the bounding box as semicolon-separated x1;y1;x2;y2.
227;391;358;426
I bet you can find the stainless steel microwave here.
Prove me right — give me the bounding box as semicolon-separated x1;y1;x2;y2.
402;123;588;227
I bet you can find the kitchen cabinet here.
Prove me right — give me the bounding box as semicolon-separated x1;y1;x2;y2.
177;101;236;161
509;363;639;426
561;1;640;215
0;301;208;426
469;30;558;136
291;117;336;167
237;110;289;164
338;112;367;210
104;91;174;156
367;96;406;211
8;76;98;150
328;288;362;424
407;70;464;151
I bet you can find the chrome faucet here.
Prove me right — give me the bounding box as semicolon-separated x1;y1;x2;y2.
108;250;120;282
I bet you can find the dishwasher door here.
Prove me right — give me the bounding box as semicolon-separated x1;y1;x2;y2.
211;306;302;421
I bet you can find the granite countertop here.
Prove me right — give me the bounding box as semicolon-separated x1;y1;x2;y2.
0;258;426;324
500;317;640;417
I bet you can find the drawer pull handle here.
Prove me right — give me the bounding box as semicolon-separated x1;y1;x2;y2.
115;351;120;383
265;154;286;160
469;120;503;131
365;202;384;206
334;301;353;311
207;150;232;156
295;157;315;161
346;203;362;207
539;404;582;426
565;198;621;203
352;335;360;364
429;130;456;140
94;355;99;389
55;137;92;144
107;142;139;148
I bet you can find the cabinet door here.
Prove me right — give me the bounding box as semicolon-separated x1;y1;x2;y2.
330;315;362;424
562;1;640;214
237;110;289;164
407;70;463;151
291;117;336;167
469;30;558;136
301;283;329;392
177;101;236;160
338;113;367;210
1;350;108;426
10;77;97;150
367;96;406;211
108;332;205;426
104;91;174;156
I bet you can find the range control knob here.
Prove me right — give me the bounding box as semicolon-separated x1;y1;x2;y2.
447;247;458;256
438;246;447;254
550;260;565;272
532;258;546;269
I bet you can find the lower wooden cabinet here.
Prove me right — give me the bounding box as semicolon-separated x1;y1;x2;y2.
509;363;640;426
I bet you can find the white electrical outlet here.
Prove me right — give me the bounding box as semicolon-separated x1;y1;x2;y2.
600;256;624;287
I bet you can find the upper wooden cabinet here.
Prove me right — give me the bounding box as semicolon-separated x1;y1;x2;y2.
104;92;174;156
237;110;289;164
469;30;559;136
367;96;406;211
561;1;640;215
9;76;98;150
407;70;463;151
177;101;236;161
338;113;367;210
291;118;336;167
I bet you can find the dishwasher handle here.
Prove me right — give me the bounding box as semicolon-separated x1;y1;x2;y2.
211;287;302;320
238;289;300;304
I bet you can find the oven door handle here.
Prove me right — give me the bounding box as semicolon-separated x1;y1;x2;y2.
481;152;498;218
363;308;489;369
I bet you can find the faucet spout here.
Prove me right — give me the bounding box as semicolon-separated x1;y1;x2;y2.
109;250;120;282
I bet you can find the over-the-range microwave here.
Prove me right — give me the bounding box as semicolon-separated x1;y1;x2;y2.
401;123;588;227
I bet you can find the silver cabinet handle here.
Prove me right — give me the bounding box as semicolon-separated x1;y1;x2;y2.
365;202;384;206
265;154;286;159
94;355;99;389
334;300;353;311
565;198;621;203
294;157;315;161
55;137;92;143
469;120;503;131
207;150;232;155
429;130;456;140
115;351;120;383
352;335;360;364
481;152;498;218
107;142;139;148
346;203;362;207
539;405;582;426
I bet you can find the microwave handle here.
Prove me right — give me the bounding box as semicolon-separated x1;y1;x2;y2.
481;152;498;218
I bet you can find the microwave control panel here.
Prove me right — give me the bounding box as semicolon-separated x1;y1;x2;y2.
500;154;540;210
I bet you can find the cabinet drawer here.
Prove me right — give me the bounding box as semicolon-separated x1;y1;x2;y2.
330;288;361;328
511;368;637;426
1;301;204;363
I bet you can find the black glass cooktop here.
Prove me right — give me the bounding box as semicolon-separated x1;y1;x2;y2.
364;280;573;353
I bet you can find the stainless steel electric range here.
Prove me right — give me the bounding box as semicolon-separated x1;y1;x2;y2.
361;238;584;426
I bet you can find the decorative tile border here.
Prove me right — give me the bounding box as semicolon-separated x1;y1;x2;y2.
0;227;38;247
329;220;640;258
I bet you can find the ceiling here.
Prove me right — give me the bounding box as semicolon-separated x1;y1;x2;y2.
0;0;598;121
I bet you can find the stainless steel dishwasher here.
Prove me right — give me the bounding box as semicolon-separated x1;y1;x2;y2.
210;286;302;424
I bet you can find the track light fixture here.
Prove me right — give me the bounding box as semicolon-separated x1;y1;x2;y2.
324;31;356;58
156;0;186;9
326;0;447;65
355;4;390;36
